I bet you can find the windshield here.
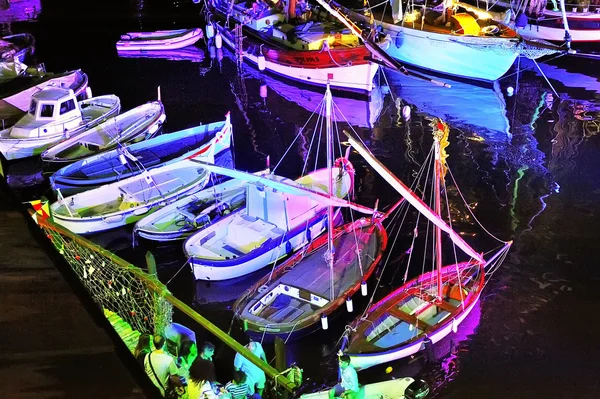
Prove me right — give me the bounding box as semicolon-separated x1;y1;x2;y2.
28;99;37;115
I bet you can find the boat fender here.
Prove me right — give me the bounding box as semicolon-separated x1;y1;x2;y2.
321;314;329;330
258;54;266;71
215;33;222;49
285;240;292;254
360;280;368;296
206;23;215;39
346;297;353;312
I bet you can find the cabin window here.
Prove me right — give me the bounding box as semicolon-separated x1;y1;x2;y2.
40;104;55;118
59;99;76;115
28;99;37;115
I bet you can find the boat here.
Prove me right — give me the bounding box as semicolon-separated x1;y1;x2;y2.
459;0;600;43
40;101;166;165
117;45;206;62
184;157;355;281
133;173;256;242
116;28;204;51
0;33;35;63
319;0;561;81
300;378;429;399
50;157;213;234
0;86;120;161
204;0;380;94
339;119;512;371
232;82;390;339
0;69;89;129
49;114;232;195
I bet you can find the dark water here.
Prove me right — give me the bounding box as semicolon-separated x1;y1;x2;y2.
2;1;600;398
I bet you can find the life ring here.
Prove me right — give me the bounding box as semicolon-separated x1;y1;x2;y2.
335;157;355;175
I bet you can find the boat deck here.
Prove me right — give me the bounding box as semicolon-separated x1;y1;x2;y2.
241;223;381;326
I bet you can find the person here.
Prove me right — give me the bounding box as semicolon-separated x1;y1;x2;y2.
188;358;221;399
178;340;199;378
144;334;184;397
233;341;267;396
200;341;216;362
225;370;251;399
134;333;152;368
328;355;359;399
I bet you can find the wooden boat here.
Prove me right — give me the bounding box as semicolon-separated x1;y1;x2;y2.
184;159;354;281
49;114;232;195
50;158;212;234
0;33;35;63
116;28;204;51
41;101;166;165
339;119;512;371
0;69;89;129
206;0;379;94
300;378;429;399
133;175;253;242
232;82;389;339
0;86;120;161
320;0;561;81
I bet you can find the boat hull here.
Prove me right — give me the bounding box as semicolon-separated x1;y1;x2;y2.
51;160;211;234
49;117;232;195
189;208;339;280
345;263;484;370
116;28;204;51
300;378;420;399
216;25;378;94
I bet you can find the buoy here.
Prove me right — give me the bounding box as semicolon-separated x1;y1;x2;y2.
259;84;268;99
507;86;514;97
209;46;216;59
346;297;353;313
321;314;329;330
451;318;458;333
258;54;266;71
85;86;93;99
206;23;215;39
215;33;222;49
361;280;368;296
402;105;411;121
385;366;393;374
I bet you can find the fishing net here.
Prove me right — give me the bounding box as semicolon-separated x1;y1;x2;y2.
32;211;173;343
448;35;559;59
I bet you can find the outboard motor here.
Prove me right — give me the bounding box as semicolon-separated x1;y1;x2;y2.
404;379;430;399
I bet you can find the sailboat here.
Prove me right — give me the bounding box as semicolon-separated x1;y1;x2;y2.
232;81;391;339
203;0;380;94
316;0;561;82
339;119;512;370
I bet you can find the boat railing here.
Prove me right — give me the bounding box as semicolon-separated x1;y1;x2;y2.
28;210;297;393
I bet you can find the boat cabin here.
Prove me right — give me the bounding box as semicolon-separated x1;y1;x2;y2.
10;87;83;139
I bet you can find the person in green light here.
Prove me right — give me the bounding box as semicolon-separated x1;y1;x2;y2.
329;355;359;399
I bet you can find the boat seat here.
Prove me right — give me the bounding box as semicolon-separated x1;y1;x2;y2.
270;304;303;323
121;176;182;202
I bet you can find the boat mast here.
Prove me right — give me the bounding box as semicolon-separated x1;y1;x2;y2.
558;0;572;49
325;78;335;300
433;132;443;300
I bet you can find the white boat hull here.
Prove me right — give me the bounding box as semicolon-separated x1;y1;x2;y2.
518;24;600;42
381;25;519;81
300;378;419;399
116;28;203;51
347;293;481;370
218;27;378;93
190;212;330;280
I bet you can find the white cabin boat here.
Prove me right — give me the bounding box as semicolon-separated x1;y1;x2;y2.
0;86;120;160
184;162;354;281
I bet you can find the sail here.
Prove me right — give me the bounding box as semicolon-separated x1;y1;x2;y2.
343;131;485;263
189;160;376;215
